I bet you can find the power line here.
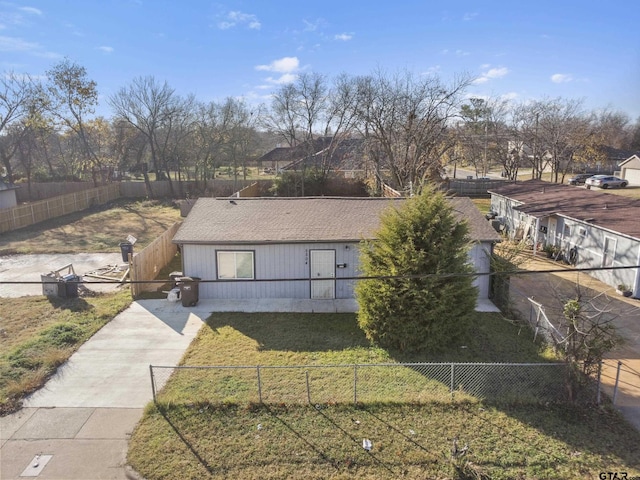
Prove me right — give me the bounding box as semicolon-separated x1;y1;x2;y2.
2;263;639;286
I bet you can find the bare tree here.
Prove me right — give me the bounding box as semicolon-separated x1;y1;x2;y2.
264;72;360;195
109;76;190;196
0;71;42;182
354;70;472;193
46;59;103;184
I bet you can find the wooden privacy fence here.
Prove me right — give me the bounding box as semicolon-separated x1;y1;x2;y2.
130;222;182;298
0;184;120;234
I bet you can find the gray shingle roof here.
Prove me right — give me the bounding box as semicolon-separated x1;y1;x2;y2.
173;196;500;245
489;179;640;240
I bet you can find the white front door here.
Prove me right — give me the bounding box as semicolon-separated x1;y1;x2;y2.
310;250;335;299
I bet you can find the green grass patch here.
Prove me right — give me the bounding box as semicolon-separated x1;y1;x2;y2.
129;402;640;480
126;312;640;479
0;290;132;414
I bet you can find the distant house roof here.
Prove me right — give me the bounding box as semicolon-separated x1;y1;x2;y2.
173;197;500;245
258;137;366;171
489;179;640;240
619;154;640;168
0;179;19;191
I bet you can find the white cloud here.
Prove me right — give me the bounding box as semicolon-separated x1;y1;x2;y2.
0;35;59;58
265;73;298;85
256;57;300;86
20;7;43;15
473;66;509;84
551;73;572;83
334;33;353;41
423;65;441;75
455;49;470;57
255;56;299;73
463;12;478;21
98;46;114;53
501;92;519;101
218;10;261;30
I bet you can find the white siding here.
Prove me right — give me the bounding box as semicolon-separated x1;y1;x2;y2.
181;239;496;301
181;242;360;300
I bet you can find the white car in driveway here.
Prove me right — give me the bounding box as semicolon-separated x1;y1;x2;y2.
585;175;628;189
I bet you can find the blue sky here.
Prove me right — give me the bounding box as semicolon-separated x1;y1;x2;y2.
2;0;639;119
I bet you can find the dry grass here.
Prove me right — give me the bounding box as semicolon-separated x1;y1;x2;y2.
0;198;181;255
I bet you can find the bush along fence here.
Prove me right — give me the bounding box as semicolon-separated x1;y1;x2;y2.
149;362;578;406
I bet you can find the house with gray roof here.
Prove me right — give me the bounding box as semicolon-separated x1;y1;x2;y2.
488;179;640;298
172;196;500;311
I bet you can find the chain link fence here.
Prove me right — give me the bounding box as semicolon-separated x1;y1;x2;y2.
150;362;570;406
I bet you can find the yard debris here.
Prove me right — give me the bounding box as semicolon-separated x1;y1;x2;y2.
409;429;415;436
362;439;372;451
257;423;263;430
451;437;469;458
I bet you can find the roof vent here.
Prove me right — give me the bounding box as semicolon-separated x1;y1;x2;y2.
603;203;608;209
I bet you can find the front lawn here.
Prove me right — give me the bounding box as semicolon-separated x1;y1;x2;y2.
128;312;640;479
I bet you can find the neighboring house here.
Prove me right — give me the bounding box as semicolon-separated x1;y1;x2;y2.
619;154;640;185
489;180;640;298
172;197;501;309
0;179;19;209
258;137;367;176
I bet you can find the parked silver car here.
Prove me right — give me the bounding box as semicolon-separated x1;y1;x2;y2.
584;175;628;189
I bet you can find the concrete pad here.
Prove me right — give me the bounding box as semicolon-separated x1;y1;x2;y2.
0;439;129;480
12;408;94;439
76;408;143;439
0;253;123;297
24;301;205;409
0;408;36;446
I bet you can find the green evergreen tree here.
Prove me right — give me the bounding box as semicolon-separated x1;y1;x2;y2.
355;188;478;352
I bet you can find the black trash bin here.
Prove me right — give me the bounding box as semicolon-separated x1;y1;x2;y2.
179;277;201;307
58;274;79;298
119;242;133;262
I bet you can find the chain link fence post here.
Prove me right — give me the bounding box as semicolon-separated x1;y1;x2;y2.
612;361;622;405
256;365;262;403
450;363;455;398
149;365;156;404
353;364;358;405
596;361;602;405
305;371;311;404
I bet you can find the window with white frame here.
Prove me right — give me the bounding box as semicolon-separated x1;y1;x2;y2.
578;226;587;237
217;251;254;279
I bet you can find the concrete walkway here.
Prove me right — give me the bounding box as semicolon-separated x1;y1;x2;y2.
0;300;210;480
509;253;640;431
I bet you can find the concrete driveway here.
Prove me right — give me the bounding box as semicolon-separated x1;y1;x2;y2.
0;299;211;480
0;253;125;297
